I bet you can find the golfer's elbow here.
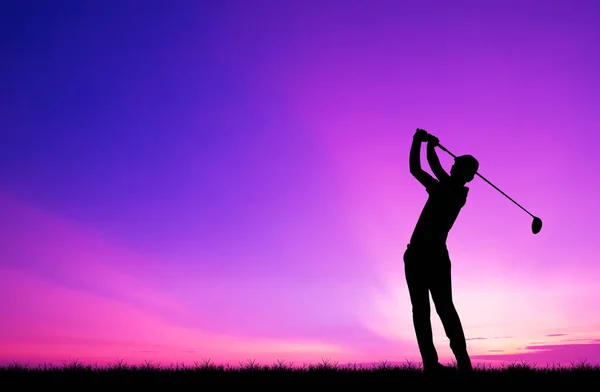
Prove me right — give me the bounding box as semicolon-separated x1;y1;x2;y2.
410;167;426;180
409;156;422;175
409;140;422;174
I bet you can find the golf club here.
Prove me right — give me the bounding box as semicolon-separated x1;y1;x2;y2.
436;143;543;235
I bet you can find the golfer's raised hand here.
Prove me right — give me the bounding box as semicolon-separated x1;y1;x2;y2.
427;134;440;147
414;128;429;142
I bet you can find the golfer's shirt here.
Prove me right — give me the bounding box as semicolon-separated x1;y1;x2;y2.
409;180;469;248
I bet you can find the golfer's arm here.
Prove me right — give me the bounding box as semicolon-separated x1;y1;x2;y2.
427;142;450;181
410;139;437;188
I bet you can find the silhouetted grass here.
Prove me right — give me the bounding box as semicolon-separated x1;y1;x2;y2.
1;358;599;387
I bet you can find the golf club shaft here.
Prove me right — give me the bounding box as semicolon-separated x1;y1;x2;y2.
437;143;535;219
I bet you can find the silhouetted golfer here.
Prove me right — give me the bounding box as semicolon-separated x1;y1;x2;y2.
404;128;478;374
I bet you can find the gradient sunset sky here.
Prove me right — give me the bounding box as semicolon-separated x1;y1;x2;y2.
2;0;600;367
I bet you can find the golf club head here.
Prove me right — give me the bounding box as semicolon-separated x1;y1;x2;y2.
532;217;542;234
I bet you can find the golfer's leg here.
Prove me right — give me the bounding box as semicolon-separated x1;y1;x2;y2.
404;254;438;368
429;262;472;370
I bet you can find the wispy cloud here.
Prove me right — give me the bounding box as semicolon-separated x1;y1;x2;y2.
472;343;600;365
562;338;594;342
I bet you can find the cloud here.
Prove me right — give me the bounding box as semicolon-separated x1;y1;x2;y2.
471;343;600;365
545;333;567;337
4;335;172;351
466;337;487;341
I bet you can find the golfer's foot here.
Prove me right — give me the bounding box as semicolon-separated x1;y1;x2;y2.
457;357;473;374
423;363;456;375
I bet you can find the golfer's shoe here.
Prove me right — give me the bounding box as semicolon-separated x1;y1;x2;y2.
423;363;457;376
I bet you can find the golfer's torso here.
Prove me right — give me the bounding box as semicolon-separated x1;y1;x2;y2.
410;182;468;247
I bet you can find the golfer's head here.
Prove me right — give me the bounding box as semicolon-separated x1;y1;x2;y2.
451;155;479;183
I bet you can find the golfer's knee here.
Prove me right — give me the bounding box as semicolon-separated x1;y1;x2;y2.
435;302;457;318
412;302;430;317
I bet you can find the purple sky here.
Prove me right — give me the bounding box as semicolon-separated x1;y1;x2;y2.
1;0;600;367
